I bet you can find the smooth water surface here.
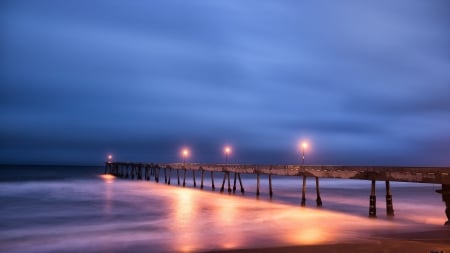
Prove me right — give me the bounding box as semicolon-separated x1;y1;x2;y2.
0;165;447;252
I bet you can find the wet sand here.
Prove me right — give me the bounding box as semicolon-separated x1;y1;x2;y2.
209;228;450;253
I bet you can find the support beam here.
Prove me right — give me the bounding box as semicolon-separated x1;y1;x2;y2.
201;169;204;189
138;165;142;180
167;168;171;185
238;173;245;193
269;174;273;197
177;169;180;185
227;172;231;193
369;180;377;218
193;170;197;188
211;171;215;190
220;172;227;192
301;175;306;206
316;177;322;207
436;184;450;225
385;181;394;216
233;173;237;193
183;169;187;187
256;173;260;196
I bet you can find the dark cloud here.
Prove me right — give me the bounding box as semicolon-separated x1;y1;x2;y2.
1;0;449;165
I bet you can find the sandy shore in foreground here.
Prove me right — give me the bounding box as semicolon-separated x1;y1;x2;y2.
207;229;450;253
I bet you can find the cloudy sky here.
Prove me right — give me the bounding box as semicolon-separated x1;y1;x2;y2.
1;0;450;165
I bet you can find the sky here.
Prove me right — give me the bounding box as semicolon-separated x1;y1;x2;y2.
1;0;450;166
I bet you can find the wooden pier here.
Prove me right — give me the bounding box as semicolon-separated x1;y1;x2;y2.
104;162;450;223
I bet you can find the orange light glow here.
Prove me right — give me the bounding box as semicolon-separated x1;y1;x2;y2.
100;174;115;183
224;146;231;155
107;154;113;160
182;149;189;157
302;142;308;149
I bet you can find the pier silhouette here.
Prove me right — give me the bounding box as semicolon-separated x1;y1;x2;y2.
105;162;450;223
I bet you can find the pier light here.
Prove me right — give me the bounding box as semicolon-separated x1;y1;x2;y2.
300;142;308;165
224;146;232;164
107;154;113;162
181;148;189;165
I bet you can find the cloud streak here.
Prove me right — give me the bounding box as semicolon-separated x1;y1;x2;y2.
1;0;449;165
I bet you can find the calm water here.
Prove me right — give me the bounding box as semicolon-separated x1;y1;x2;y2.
0;165;448;252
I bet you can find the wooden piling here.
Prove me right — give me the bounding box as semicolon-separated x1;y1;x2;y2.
177;169;180;185
301;175;307;206
155;166;160;182
138;165;142;180
220;172;227;192
193;170;197;188
227;172;231;192
269;174;273;197
183;169;187;187
201;169;205;189
164;168;167;184
385;181;394;216
167;168;171;185
369;180;377;218
316;177;322;207
238;173;245;193
256;173;260;196
211;171;215;190
233;173;237;193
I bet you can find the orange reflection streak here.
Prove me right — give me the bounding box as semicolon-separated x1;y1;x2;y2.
215;196;243;249
100;174;116;184
172;189;198;252
99;174;115;214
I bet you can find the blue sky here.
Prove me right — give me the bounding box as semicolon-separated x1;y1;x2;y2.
1;0;450;165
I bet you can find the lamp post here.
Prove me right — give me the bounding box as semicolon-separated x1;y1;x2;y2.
300;141;308;206
301;142;308;165
182;149;189;166
107;154;113;163
224;146;231;164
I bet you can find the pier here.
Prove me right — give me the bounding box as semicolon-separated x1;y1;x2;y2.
105;162;450;223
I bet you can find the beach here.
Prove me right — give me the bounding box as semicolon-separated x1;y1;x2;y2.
0;165;449;252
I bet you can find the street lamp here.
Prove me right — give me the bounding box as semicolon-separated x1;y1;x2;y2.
107;154;113;163
182;148;189;166
224;146;231;164
301;142;308;165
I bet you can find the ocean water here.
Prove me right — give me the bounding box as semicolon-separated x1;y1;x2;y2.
0;164;448;252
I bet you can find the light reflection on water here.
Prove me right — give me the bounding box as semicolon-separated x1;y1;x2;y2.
0;174;447;252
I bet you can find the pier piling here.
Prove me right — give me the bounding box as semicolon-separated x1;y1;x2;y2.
211;171;215;190
233;173;237;193
193;170;197;187
256;173;260;196
227;172;231;192
316;177;322;207
238;173;245;193
369;180;377;218
200;169;205;189
301;175;307;206
220;172;226;192
269;174;273;197
167;168;171;185
385;181;394;216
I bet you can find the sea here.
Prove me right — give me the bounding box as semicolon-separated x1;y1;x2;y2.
0;164;448;252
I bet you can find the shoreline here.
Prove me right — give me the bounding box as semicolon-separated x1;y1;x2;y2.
207;228;450;253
